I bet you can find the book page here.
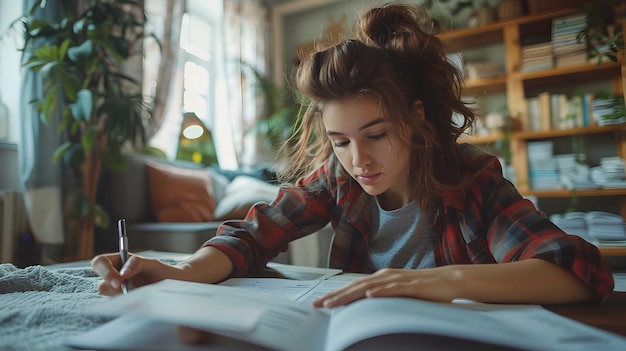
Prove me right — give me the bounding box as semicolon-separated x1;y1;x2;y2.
221;277;349;305
325;297;626;351
71;279;329;351
67;314;270;351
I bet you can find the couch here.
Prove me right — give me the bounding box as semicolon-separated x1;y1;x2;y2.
97;153;332;267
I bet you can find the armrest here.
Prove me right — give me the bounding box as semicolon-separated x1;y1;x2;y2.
127;222;221;253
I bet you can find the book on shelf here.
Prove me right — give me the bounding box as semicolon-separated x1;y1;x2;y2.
551;211;626;246
555;50;588;68
551;13;588;68
552;33;585;54
463;61;503;80
526;92;596;132
521;41;554;72
526;96;540;131
521;41;553;58
537;91;552;131
550;93;569;129
552;13;586;37
65;278;626;351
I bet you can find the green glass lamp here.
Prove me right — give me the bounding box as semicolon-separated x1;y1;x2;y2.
176;112;218;166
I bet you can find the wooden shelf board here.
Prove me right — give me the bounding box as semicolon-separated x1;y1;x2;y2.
517;62;622;90
511;125;626;140
440;8;579;51
521;188;626;198
439;23;503;50
464;76;507;95
598;246;626;256
459;132;504;145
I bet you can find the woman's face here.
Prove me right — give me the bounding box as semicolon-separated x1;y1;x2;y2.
322;97;411;207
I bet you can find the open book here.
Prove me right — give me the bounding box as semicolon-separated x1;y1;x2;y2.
66;278;626;351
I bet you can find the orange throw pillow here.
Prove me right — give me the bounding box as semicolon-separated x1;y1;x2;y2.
145;162;217;222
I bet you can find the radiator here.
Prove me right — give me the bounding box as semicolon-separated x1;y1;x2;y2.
0;191;30;263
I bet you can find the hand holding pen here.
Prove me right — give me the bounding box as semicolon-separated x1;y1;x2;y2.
117;218;130;294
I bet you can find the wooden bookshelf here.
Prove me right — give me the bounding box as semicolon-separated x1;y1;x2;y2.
598;246;626;256
443;4;626;257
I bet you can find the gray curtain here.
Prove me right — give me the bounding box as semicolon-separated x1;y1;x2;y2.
19;0;68;261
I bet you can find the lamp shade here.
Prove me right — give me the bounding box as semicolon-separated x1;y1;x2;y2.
176;112;217;166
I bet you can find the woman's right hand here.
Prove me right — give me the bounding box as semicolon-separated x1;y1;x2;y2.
91;253;186;296
91;246;235;296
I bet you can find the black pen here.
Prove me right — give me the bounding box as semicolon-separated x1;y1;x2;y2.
117;218;129;294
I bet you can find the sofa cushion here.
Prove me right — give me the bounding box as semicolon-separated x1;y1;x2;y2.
213;175;280;221
146;161;218;222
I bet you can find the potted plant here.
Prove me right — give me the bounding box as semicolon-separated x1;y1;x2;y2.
578;0;626;64
20;0;156;260
238;60;300;164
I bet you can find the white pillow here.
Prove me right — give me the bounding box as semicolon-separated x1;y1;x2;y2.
210;170;231;203
213;175;280;220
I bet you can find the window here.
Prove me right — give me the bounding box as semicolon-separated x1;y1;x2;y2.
180;13;213;127
146;1;220;160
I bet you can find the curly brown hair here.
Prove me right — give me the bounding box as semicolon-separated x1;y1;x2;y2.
275;2;476;210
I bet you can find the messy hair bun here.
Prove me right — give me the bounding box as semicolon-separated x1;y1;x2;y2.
355;2;474;141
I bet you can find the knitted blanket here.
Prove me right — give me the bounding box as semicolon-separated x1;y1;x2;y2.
0;263;112;351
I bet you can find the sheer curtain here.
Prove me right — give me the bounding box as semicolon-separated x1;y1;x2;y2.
143;0;185;158
216;0;271;169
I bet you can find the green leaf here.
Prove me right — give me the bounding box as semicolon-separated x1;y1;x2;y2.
52;141;72;164
39;61;59;78
27;19;56;37
82;125;98;151
63;144;85;168
38;44;60;62
39;85;59;122
73;18;86;34
62;77;80;102
58;39;71;60
67;40;93;62
71;89;93;121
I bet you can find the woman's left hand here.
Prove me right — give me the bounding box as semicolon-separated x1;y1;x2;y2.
313;267;461;308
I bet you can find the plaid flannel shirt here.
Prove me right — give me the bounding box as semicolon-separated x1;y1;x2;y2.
205;144;615;299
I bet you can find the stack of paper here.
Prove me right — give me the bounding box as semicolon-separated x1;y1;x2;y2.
528;141;561;190
555;154;597;190
590;156;626;188
550;212;591;241
551;211;626;245
464;61;504;79
586;211;626;242
592;96;626;126
521;41;554;72
552;14;588;68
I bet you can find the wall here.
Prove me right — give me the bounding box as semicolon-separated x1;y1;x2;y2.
271;0;502;85
0;0;24;145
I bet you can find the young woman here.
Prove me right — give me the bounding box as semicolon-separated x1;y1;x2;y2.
91;2;614;307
